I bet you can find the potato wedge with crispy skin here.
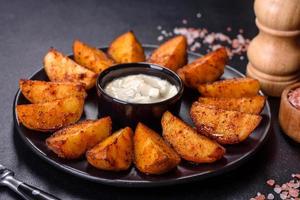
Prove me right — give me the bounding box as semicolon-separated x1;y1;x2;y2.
162;111;225;163
19;79;86;103
86;127;133;171
198;96;266;114
73;40;115;74
44;48;97;89
177;47;228;89
16;96;84;132
134;123;180;175
148;35;187;71
108;31;145;63
46;117;112;159
190;102;262;144
198;78;260;98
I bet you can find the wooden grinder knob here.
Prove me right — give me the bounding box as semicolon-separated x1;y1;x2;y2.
246;0;300;97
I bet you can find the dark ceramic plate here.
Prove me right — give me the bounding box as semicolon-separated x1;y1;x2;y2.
13;45;271;187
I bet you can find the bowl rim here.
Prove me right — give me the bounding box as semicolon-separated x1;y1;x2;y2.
96;62;184;106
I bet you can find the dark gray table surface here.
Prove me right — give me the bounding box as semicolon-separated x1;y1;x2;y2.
1;0;299;199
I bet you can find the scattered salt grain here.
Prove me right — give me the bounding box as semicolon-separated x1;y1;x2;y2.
267;179;275;187
156;12;251;60
157;35;164;41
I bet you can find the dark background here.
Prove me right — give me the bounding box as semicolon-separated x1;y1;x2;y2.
1;0;299;199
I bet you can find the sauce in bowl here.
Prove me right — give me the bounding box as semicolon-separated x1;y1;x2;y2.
104;74;178;103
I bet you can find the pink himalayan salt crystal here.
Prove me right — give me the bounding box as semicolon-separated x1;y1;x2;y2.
292;174;300;179
288;88;300;110
289;188;299;198
255;194;266;200
182;19;188;24
267;179;276;187
267;193;274;200
274;185;282;194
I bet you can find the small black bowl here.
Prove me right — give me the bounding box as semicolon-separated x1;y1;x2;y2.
96;62;184;129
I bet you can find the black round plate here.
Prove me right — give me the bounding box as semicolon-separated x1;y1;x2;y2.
13;45;271;187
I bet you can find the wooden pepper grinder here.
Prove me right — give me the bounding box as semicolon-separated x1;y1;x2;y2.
246;0;300;97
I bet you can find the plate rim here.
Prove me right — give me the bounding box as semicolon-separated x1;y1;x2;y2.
13;44;272;187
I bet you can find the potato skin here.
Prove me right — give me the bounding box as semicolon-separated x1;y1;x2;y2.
197;78;260;98
148;35;187;71
190;102;262;144
16;96;84;132
134;122;180;175
86;127;133;171
19;79;86;103
198;96;266;114
44;48;97;89
108;31;145;63
177;47;228;89
73;40;115;74
46;117;112;159
162;111;225;163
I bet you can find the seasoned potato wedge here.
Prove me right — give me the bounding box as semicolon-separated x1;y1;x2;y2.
198;96;266;114
16;96;84;132
198;77;260;98
162;111;225;163
148;35;187;71
73;40;115;74
190;102;262;144
134;123;180;175
108;31;145;63
19;79;86;103
86;127;133;171
177;47;228;89
44;48;97;89
46;117;112;159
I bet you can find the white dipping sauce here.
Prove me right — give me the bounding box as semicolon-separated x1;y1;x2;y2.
104;74;178;103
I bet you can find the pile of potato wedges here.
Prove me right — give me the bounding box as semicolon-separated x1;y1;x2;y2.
16;31;266;175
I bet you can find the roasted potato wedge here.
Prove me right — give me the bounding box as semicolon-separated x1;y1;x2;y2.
73;40;115;74
46;117;112;159
16;96;84;132
134;123;180;175
148;35;187;71
86;127;133;171
198;96;266;114
177;47;228;89
108;31;145;63
19;79;86;103
162;111;225;163
190;102;262;144
198;77;260;98
44;48;97;89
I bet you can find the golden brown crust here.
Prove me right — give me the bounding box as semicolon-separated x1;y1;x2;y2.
134;122;180;175
197;77;260;98
161;111;225;163
73;40;115;74
190;102;262;144
16;96;84;132
19;79;86;103
44;48;97;89
148;35;187;71
198;96;266;114
86;127;133;171
177;47;228;89
107;31;145;63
